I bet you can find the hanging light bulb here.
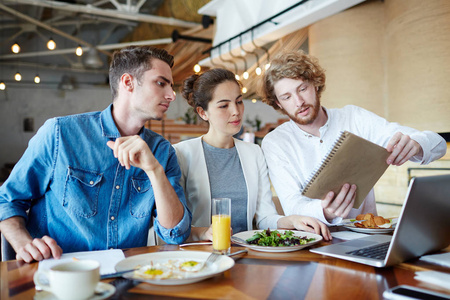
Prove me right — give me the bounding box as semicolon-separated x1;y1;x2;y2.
242;87;247;94
34;74;41;84
255;67;262;76
0;81;6;90
47;38;56;50
11;42;20;54
235;74;240;81
193;64;201;73
15;72;22;81
252;98;257;103
265;63;271;70
243;71;249;80
76;45;83;56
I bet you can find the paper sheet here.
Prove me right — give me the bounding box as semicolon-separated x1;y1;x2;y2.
38;249;125;275
419;252;450;268
415;271;450;291
331;231;368;240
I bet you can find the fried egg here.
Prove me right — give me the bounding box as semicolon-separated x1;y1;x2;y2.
134;263;174;279
179;260;203;272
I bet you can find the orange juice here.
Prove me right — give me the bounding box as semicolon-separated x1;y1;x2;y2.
212;214;231;251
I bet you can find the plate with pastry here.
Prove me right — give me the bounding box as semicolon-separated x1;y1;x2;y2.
343;213;398;234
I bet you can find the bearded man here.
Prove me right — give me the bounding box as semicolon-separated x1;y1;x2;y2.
260;50;446;225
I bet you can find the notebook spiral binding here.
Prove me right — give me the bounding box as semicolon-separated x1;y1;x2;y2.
302;131;349;195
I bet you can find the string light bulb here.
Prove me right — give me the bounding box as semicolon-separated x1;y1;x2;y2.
242;87;247;94
47;38;56;50
76;45;83;56
15;72;22;81
11;42;20;54
193;64;201;73
34;74;41;84
252;98;257;103
243;71;249;80
265;63;271;70
255;67;262;76
235;74;240;81
0;81;6;90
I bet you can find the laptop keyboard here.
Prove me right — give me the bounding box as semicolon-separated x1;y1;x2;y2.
346;242;390;260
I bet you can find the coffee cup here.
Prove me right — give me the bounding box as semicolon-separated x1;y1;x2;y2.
33;259;100;300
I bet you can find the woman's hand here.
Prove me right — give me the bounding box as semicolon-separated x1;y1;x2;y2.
278;215;332;241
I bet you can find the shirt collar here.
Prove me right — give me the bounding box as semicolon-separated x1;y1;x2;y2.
100;103;146;139
319;106;330;135
100;104;121;138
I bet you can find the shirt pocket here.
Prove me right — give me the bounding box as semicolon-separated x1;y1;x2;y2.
63;167;102;218
129;177;154;219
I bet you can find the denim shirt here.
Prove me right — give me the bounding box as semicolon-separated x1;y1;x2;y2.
0;104;191;253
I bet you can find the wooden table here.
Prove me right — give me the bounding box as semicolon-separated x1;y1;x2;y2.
2;234;450;300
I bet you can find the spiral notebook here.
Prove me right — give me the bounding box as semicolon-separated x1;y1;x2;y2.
301;131;390;209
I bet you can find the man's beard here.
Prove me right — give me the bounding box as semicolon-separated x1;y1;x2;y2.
282;100;321;126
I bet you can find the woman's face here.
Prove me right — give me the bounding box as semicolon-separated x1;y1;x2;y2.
197;80;244;137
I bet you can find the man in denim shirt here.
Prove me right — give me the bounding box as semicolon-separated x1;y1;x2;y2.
0;46;192;262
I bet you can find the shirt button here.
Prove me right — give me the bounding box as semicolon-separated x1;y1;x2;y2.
89;180;94;185
320;140;323;143
116;185;120;189
110;216;115;221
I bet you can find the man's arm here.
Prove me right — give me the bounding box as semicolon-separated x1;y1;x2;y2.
0;217;62;262
0;118;62;262
348;105;446;165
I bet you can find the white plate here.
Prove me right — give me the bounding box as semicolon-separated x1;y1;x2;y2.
34;282;115;300
342;218;397;234
231;230;322;252
114;251;234;285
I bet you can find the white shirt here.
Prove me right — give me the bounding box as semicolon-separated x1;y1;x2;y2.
262;105;446;224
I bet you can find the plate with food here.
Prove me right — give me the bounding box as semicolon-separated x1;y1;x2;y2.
231;229;322;252
114;251;234;285
343;213;398;234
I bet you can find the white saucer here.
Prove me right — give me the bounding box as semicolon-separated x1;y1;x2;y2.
34;282;116;300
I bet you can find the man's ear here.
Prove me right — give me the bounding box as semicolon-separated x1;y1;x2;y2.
196;106;208;121
275;100;282;110
121;73;134;91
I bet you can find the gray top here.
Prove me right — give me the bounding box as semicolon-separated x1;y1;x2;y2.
202;140;248;233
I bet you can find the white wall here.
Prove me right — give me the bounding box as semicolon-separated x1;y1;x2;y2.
0;86;282;169
0;85;112;169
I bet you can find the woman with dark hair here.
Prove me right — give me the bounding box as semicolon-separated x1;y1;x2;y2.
173;68;331;242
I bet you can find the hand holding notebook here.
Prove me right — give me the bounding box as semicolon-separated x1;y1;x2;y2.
301;131;390;209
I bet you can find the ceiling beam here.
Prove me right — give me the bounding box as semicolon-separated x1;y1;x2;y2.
0;38;172;60
4;0;199;28
0;3;112;57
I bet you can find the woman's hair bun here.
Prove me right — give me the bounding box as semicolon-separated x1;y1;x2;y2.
181;74;200;107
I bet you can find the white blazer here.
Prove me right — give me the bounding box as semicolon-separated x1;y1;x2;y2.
173;137;281;231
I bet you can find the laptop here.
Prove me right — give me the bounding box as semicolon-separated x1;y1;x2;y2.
310;174;450;267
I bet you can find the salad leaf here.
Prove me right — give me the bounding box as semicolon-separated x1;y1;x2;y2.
245;229;315;247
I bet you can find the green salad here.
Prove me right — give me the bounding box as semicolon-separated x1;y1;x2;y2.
245;229;315;247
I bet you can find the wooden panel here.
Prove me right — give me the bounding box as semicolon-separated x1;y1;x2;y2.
309;1;385;117
385;0;450;132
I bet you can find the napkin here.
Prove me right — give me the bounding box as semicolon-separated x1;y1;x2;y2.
331;231;368;240
415;271;450;291
38;249;125;275
419;252;450;268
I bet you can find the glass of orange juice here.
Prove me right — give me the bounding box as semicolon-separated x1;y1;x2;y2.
212;198;231;255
